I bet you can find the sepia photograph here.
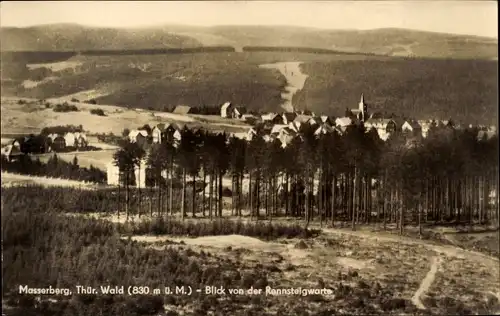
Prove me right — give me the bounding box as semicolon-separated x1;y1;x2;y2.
1;1;498;315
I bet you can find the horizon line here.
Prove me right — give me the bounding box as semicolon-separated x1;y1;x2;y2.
1;22;497;40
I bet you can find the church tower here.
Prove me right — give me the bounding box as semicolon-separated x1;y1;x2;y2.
358;94;368;122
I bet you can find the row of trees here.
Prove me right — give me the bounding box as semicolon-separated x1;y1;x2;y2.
1;154;106;184
113;123;498;233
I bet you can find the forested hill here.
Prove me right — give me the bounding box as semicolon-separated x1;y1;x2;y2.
1;24;497;59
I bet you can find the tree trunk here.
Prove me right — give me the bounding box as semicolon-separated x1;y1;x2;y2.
218;171;223;217
181;168;186;220
202;168;206;217
249;172;253;220
285;173;290;216
125;172;130;221
157;171;162;217
352;167;358;231
169;162;173;216
209;170;214;220
192;174;196;218
331;174;336;227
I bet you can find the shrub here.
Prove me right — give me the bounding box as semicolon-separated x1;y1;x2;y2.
53;102;79;112
90;108;106;116
70;98;80;102
121;217;320;240
41;125;84;135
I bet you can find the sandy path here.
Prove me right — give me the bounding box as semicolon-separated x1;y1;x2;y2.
259;61;308;112
411;256;441;310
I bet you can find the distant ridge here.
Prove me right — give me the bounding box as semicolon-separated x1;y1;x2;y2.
1;24;497;59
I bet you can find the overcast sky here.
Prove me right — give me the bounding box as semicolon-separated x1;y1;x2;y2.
1;1;497;38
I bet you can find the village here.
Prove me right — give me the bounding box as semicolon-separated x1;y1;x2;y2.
2;94;497;190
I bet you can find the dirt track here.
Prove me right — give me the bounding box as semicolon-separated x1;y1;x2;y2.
259;61;308;112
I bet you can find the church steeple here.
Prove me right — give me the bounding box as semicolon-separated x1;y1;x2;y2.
358;93;368;122
358;94;365;111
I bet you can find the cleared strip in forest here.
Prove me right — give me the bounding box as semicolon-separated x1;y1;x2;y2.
411;256;441;310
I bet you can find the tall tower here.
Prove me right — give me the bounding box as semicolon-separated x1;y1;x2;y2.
358;94;368;121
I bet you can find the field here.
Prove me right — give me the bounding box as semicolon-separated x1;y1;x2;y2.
2;185;499;316
0;96;252;136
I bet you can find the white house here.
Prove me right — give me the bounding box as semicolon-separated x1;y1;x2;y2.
364;119;397;141
128;129;149;143
401;120;422;135
64;132;76;147
335;117;353;128
417;120;436;138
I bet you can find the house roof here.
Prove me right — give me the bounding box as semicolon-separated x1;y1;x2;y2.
172;105;192;115
335;117;353;127
308;117;322;125
314;124;335;135
261;113;277;121
320;115;334;123
129;130;149;139
271;124;288;135
294;115;312;124
403;120;421;129
282;112;298;121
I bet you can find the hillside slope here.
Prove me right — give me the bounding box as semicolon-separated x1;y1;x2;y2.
1;24;497;59
293;58;498;125
0;24;202;51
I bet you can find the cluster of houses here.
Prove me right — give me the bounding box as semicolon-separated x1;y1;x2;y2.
1;132;88;162
127;94;497;152
240;94;497;147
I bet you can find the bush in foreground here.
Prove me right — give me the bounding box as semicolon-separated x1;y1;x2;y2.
1;205;274;315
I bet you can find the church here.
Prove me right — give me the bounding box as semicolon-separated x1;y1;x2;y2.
346;94;369;122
